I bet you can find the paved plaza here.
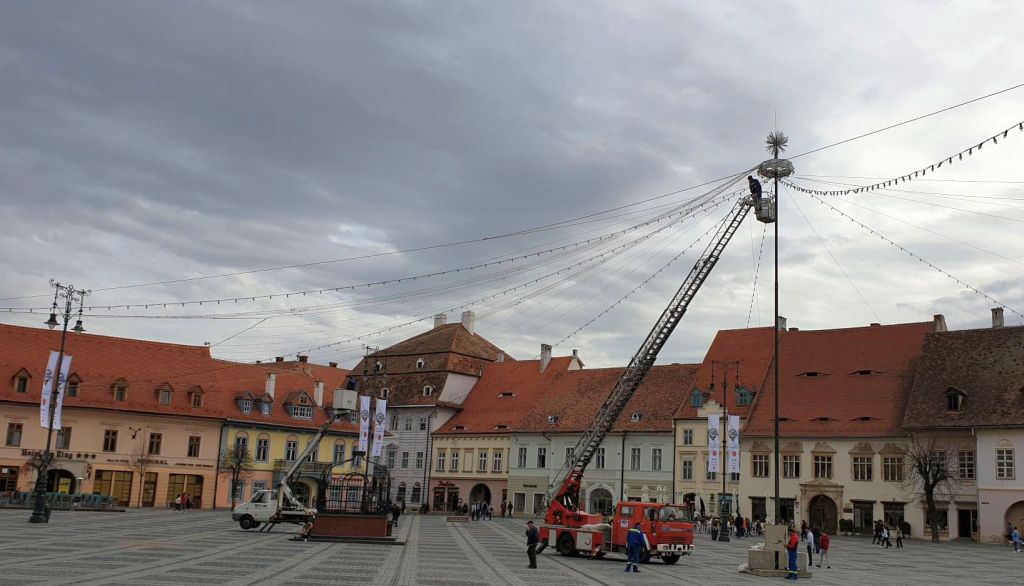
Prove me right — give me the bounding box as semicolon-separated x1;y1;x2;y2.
0;509;1021;585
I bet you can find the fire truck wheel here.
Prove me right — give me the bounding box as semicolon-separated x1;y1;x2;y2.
662;554;680;565
557;532;577;556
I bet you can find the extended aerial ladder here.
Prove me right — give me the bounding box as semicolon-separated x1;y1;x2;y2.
544;186;775;528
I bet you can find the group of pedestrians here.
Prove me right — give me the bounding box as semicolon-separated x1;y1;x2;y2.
696;514;763;539
871;520;904;549
785;524;832;579
172;492;192;512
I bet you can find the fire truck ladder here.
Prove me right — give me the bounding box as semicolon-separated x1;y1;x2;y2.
546;193;761;511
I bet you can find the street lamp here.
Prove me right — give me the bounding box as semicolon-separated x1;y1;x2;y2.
29;280;89;523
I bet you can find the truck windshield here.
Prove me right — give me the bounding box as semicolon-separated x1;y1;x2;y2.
658;506;691;522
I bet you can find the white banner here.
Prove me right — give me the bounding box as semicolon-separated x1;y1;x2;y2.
727;414;740;474
39;351;59;428
357;395;371;454
52;355;72;430
371;398;387;459
707;415;721;473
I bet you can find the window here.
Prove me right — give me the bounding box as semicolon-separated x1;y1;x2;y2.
5;423;23;447
706;465;716;481
385;446;395;468
232;480;244;502
683;429;694;445
537;447;546;468
996;448;1015;479
565;447;574;465
103;429;118;452
493;450;503;472
690;388;703;407
852;456;873;481
259;402;271;415
403;418;412;431
596;447;605;469
159;389;172;406
67;377;79;397
114;385;127;402
15;376;28;393
240;399;253;413
946;389;965;411
736;387;753;406
147;433;162;455
374;361;383;373
681;459;693;480
416;359;425;369
883;456;903;482
463;449;473;472
630;412;642;422
630;447;641;471
927;507;949;531
958;450;975;480
547;415;558;424
285;440;298;462
517;447;527;468
292;404;313;419
450;450;460;471
411;482;421;503
349;412;358;424
307;443;319;463
252;480;267;492
884;502;905;528
188;436;202;458
419;417;427;431
436;449;446;471
813;455;833;479
191;392;203;408
415;451;424;469
928;450;947;474
390;415;399;430
235;434;248;454
478;450;488;472
422;385;434;397
731;472;740;482
56;427;72;449
782;455;800;479
401;452;409;469
752;454;769;478
652;448;662;471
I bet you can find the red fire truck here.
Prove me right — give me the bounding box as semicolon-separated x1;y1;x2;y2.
539;185;776;564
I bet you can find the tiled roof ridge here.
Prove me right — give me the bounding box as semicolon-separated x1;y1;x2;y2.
0;322;212;354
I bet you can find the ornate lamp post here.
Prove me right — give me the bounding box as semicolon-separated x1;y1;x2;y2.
29;280;89;523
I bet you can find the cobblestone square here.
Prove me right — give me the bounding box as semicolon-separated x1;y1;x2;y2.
1;509;1022;585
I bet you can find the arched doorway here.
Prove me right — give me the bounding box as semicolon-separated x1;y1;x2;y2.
808;495;838;534
470;483;491;505
590;488;614;515
1006;501;1024;534
46;469;76;493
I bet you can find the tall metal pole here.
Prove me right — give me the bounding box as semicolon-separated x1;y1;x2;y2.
719;362;729;542
773;157;781;527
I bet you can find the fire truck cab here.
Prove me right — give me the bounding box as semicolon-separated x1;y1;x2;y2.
543;501;694;564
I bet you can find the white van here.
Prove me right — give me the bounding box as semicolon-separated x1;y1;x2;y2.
232;489;313;530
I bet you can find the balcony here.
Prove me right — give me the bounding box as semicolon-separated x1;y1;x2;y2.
273;459;333;476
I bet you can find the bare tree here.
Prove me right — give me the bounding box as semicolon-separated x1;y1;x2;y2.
904;436;959;543
220;445;253;510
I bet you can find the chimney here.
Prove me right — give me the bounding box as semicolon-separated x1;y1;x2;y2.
329;362;338;368
932;314;948;332
992;307;1005;328
572;349;579;360
275;356;284;362
496;352;505;363
265;373;276;399
540;343;552;373
776;315;787;331
461;310;476;335
434;313;448;328
314;381;324;406
298;355;308;363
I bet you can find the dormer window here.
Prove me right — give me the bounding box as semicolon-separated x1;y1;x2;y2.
190;391;203;408
13;369;31;393
379;388;390;400
452;424;466;431
852;416;879;421
630;412;642;422
735;387;753;406
798;371;829;378
159;389;173;406
494;424;508;430
66;374;81;397
422;385;434;397
240;399;253;413
497;391;515;398
946;387;966;411
547;415;559;424
690;388;704;408
849;369;881;376
292;404;313;419
112;379;128;402
259;402;271;415
374;361;384;373
416;359;425;369
812;417;835;422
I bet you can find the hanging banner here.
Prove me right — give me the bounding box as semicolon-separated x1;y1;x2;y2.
707;415;721;473
39;351;60;428
357;395;371;454
371;398;387;459
51;355;72;430
727;414;740;474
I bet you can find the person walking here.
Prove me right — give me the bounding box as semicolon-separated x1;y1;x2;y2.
804;526;815;567
501;500;507;518
812;525;822;554
1012;526;1021;553
816;531;831;569
488;504;494;520
880;525;892;549
895;524;904;549
785;525;800;580
525;520;540;568
507;502;514;517
173;493;181;512
625;523;646;573
391;502;402;529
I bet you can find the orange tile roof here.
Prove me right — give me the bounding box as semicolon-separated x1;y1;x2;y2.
0;323;356;434
434;357;575;435
743;321;934;438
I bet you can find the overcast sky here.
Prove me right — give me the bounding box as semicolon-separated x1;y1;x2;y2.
2;1;1023;369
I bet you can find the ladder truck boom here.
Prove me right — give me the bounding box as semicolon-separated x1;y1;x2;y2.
545;193;767;527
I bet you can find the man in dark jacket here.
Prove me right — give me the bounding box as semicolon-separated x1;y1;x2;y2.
526;520;540;568
748;175;762;198
626;523;646;573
